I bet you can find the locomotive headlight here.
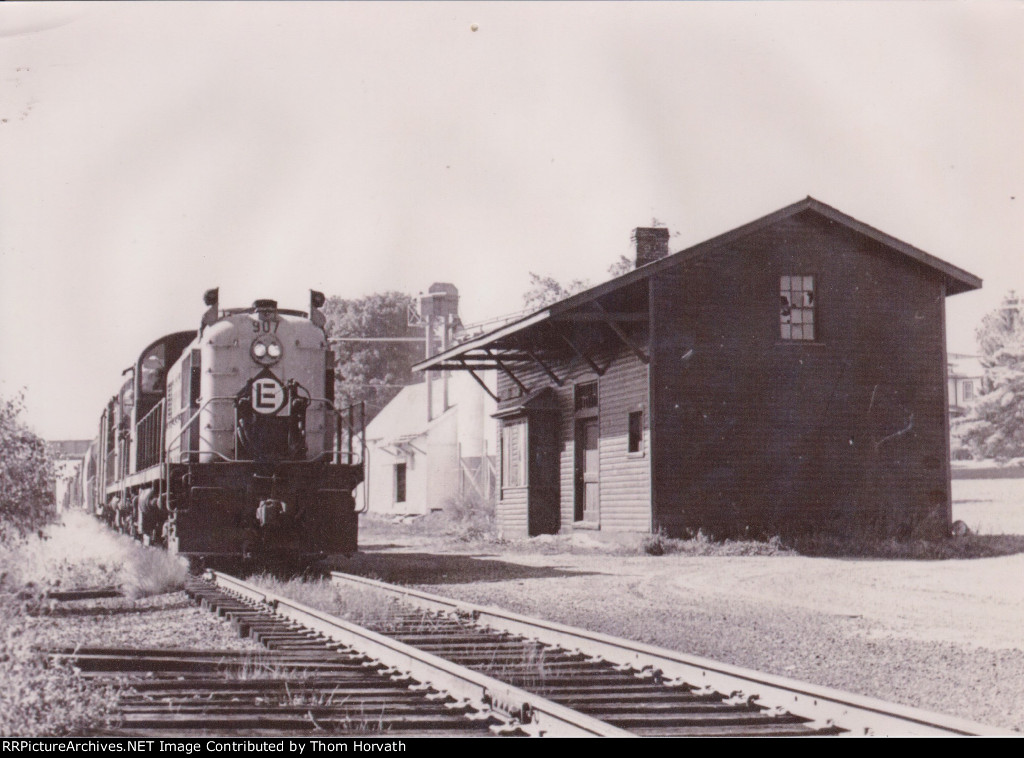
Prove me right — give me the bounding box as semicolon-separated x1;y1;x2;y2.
251;336;283;365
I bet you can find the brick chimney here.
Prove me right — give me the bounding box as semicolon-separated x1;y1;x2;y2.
633;227;670;268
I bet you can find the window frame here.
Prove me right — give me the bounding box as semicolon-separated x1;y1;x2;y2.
627;409;644;456
779;274;817;342
394;462;407;504
574;380;599;414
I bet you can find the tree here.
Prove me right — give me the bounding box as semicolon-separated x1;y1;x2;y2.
955;291;1024;460
522;272;591;310
606;255;635;278
322;292;424;423
522;257;636;311
0;393;55;542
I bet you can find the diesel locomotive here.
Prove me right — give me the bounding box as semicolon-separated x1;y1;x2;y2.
80;289;364;563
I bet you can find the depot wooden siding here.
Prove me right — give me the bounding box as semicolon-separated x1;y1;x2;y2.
648;212;951;537
588;351;650;532
496;479;528;536
496;346;650;536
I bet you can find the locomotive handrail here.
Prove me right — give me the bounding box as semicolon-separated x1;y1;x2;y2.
135;398;165;471
165;395;365;466
165;396;236;464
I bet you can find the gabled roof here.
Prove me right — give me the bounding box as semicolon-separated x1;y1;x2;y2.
416;196;982;372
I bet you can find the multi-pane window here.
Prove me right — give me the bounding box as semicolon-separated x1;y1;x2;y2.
394;463;407;503
574;381;598;412
502;421;528;488
780;275;815;341
628;410;644;454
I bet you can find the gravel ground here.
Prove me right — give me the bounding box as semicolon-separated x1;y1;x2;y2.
953;477;1024;535
11;488;1020;737
344;534;1024;734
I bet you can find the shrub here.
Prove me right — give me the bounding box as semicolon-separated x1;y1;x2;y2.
0;394;56;544
441;491;496;542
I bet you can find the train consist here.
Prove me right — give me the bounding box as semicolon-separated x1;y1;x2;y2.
77;289;364;563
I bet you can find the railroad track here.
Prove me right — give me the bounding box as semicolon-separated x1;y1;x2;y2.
42;573;1011;737
43;578;510;737
325;571;1012;737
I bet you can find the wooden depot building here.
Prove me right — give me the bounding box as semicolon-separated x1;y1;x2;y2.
414;198;981;540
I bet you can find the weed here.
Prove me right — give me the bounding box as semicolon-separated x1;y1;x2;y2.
244;574;410;631
476;642;551;691
0;597;120;736
641;530;668;556
442;492;496;542
637;528;791;557
358;490;498;545
0;512;187;599
788;531;1024;559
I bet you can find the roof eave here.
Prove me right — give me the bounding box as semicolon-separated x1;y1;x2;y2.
413;309;552;371
413;196;982;370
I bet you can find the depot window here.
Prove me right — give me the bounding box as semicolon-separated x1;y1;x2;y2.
628;410;644;454
394;463;407;503
574;381;598;412
780;275;815;341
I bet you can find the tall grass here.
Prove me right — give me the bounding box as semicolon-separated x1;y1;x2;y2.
634;525;1024;560
640;529;791;557
788;531;1024;559
0;512;188;599
245;574;408;631
0;513;189;735
359;491;498;545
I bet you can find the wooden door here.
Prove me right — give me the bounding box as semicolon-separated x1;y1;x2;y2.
576;419;600;523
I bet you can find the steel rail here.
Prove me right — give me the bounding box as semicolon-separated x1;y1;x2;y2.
208;571;633;737
330;571;1013;736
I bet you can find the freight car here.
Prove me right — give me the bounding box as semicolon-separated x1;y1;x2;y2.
84;289;364;564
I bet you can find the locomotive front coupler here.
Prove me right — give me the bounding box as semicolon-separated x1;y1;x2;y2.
255;498;289;528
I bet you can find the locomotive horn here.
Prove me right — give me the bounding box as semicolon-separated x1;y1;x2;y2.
201;287;220;333
310;290;326;328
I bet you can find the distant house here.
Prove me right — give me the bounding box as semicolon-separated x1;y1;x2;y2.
358;373;496;516
947;353;984;416
415;197;981;539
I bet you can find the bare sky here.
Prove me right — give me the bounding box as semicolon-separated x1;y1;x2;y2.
1;2;1021;439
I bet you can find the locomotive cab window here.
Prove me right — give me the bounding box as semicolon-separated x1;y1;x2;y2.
140;344;167;393
780;275;815;341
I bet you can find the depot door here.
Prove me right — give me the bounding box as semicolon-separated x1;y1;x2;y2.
575;419;600;524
